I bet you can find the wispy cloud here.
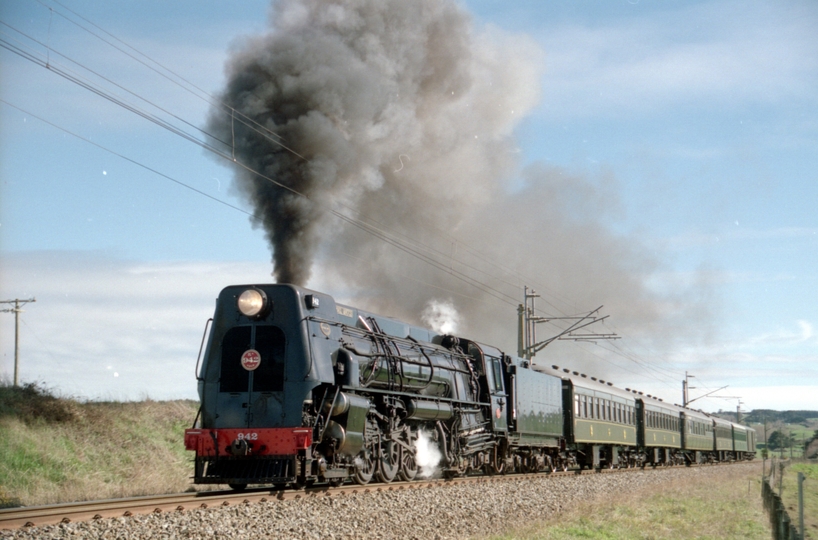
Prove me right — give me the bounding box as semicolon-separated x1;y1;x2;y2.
534;1;818;118
655;226;818;250
747;320;815;347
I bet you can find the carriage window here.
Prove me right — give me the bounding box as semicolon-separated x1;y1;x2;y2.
596;398;601;419
574;395;580;417
582;395;588;418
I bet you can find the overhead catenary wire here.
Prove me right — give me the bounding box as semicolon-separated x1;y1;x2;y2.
7;2;565;313
33;0;573;313
0;15;525;309
7;3;581;322
1;3;706;396
40;0;305;159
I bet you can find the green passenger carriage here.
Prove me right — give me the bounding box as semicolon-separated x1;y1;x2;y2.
681;409;715;463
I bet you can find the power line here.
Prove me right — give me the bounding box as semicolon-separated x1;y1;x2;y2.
2;4;692;384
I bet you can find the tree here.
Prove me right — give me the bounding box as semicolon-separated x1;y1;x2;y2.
767;430;792;451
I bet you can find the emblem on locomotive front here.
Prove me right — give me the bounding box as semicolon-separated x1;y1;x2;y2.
241;349;261;371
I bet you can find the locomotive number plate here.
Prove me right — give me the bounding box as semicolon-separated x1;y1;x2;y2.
236;432;259;441
241;349;261;371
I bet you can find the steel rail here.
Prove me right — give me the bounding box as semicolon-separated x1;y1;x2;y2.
0;460;754;530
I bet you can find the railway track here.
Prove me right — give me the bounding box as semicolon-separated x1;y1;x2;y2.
0;462;746;531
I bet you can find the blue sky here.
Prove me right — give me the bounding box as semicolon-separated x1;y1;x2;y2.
1;0;816;412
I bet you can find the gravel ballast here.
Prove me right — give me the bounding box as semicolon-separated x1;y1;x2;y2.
1;464;757;540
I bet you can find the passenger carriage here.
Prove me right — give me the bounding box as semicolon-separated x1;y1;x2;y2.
534;365;638;469
680;408;715;464
638;398;684;466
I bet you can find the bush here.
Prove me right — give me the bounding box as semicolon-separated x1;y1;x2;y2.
0;382;78;424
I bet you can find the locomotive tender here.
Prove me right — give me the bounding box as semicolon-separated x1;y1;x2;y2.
184;284;755;489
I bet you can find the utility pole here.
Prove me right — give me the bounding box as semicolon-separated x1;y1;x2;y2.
1;298;36;386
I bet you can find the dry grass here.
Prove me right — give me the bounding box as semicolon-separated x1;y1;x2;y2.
490;464;769;540
0;384;200;506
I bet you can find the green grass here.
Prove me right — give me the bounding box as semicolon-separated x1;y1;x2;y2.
776;462;818;539
0;383;200;506
489;465;769;540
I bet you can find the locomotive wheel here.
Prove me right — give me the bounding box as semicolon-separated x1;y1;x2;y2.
353;447;376;485
398;446;418;481
547;456;557;473
398;429;419;481
376;440;400;483
228;483;247;491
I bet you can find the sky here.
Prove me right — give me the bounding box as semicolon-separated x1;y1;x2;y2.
0;0;816;413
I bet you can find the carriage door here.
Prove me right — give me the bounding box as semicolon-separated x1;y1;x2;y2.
484;355;508;432
217;325;286;428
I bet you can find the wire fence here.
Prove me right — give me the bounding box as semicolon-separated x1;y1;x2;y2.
762;458;813;540
763;475;801;539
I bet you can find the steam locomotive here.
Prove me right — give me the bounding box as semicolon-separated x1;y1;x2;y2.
184;284;755;489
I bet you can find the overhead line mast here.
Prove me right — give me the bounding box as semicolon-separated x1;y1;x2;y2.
517;286;618;362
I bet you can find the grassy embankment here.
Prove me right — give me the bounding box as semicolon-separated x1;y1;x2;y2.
0;383;199;507
490;464;770;540
773;461;818;539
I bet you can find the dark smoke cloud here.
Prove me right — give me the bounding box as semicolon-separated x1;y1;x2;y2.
210;0;714;376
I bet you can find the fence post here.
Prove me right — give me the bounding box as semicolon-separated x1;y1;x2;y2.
797;472;804;540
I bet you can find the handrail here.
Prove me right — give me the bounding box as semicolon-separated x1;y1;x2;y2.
194;318;213;381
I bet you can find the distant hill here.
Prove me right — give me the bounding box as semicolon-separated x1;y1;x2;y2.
739;410;818;424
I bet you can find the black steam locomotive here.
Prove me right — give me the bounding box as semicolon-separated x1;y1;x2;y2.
184;284;755;489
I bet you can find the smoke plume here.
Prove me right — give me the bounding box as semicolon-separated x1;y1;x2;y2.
210;0;713;375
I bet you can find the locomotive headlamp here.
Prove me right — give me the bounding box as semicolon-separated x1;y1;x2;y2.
237;288;268;318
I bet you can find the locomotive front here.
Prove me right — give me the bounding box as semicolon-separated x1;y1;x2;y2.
184;284;329;489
